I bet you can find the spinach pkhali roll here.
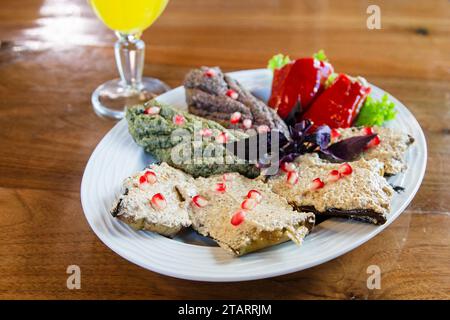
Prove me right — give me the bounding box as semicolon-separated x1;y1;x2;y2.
126;100;260;178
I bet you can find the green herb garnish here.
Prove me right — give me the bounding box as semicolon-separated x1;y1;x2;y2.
313;49;328;62
267;54;291;71
355;94;397;126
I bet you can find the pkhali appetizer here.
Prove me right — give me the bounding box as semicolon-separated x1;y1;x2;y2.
113;50;417;257
267;154;394;225
111;163;194;236
331;126;415;175
190;173;315;256
126;100;260;178
111;163;315;256
184;66;290;137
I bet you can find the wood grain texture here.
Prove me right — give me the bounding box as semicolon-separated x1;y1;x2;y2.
0;0;449;299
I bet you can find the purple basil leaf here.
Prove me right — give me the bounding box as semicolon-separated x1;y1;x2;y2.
305;125;331;149
276;130;291;147
320;134;377;162
280;152;301;164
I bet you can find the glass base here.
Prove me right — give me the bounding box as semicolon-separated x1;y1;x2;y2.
91;77;170;119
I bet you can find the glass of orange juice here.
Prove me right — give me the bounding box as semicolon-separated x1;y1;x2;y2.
89;0;170;119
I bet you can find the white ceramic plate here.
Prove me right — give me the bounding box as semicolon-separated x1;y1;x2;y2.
81;69;427;282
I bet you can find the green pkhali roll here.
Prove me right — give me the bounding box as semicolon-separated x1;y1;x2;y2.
126;100;260;178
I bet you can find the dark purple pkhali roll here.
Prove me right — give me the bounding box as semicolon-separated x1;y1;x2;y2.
184;66;290;139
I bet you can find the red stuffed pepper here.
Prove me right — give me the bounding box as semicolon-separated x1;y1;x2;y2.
269;57;333;119
301;74;371;129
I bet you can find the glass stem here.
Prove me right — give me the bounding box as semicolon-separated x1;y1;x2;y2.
114;32;145;91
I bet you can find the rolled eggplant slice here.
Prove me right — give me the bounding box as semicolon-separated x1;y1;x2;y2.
292;206;387;225
189;173;315;256
332;126;414;176
184;66;290;138
110;163;194;237
126;100;260;178
267;154;394;225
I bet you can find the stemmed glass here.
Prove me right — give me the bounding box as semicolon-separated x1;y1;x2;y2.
89;0;170;119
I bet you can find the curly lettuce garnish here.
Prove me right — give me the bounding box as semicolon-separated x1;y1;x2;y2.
267;54;291;71
313;49;328;62
355;94;397;126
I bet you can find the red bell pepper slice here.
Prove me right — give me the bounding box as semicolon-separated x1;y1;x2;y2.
268;57;333;119
301;74;371;129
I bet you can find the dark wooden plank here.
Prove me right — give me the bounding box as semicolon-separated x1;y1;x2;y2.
0;0;448;299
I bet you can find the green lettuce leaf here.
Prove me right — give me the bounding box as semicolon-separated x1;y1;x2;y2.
313;49;328;62
267;54;291;71
355;94;397;126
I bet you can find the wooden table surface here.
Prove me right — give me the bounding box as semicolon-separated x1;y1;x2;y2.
0;0;449;300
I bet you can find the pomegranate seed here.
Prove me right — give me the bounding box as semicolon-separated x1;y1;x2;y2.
192;195;208;208
226;89;239;100
241;198;257;210
257;125;270;134
242;119;252;129
331;128;341;139
139;171;157;185
215;182;226;193
338;163;353;176
204;68;216;77
366;135;381;149
328;169;340;182
230;112;242;124
310;178;325;190
150;193;167;210
215;132;229;144
247;189;262;203
145;171;157;184
173;114;185;126
199;128;213;137
287;171;299;185
231;211;246;226
139;175;147;184
362;127;374;135
281;162;296;172
144;106;160;115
